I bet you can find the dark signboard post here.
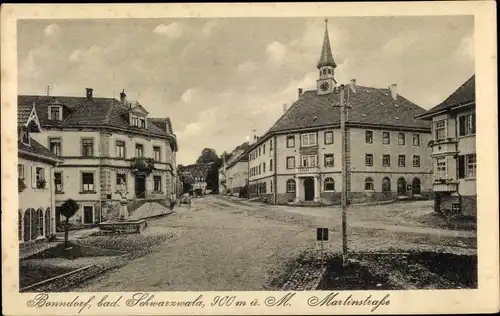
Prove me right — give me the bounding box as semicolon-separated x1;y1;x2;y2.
316;228;329;266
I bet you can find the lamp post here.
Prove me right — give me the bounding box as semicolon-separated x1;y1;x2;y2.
335;84;349;266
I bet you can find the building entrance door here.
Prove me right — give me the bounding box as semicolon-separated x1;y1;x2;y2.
135;175;146;198
397;177;406;196
304;177;315;201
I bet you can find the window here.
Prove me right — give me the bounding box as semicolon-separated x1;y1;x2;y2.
436;157;446;179
258;165;261;175
286;157;295;169
82;172;95;192
139;118;146;128
324;154;334;167
54;172;63;193
382;177;391;192
263;162;266;173
413;155;421;167
324;177;335;191
286;179;296;193
153;146;161;161
270;140;273;151
365;131;373;144
132;116;139;127
21;129;30;144
458;154;476;179
135;144;144;157
301;155;317;167
81;138;94;157
412;134;420;146
435;120;446;140
365;154;373;166
18;164;25;179
398;133;405;145
398;155;406;167
49;106;61;120
116;141;126;158
49;138;62;156
301;133;317;147
328;69;332;75
263;144;266;154
383;154;391;167
35;167;45;189
459;113;476;136
116;173;126;187
382;131;390;145
269;159;273;171
287;135;295;148
154;176;162;192
324;131;334;145
364;177;374;191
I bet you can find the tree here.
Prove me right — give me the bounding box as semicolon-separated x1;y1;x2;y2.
59;199;79;249
196;148;219;165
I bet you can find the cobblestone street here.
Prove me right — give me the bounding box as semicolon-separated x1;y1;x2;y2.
76;196;476;291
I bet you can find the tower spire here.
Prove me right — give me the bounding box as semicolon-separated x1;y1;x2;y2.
317;18;337;69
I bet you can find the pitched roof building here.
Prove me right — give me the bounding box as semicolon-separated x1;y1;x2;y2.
416;75;476;217
247;19;433;205
18;88;179;229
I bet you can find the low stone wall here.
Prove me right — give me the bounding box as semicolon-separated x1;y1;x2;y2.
98;220;147;234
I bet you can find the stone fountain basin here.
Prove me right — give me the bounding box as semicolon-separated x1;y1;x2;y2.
98;219;147;234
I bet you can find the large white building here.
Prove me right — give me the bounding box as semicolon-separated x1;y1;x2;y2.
18;88;178;229
248;20;433;205
416;75;476;217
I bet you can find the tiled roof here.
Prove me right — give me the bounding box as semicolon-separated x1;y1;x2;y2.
268;85;431;134
17;104;33;126
18;95;176;140
417;75;475;118
18;138;60;163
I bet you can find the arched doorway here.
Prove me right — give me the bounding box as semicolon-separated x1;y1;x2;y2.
397;177;406;196
303;177;315;201
382;177;391;192
412;178;421;194
23;208;32;242
45;208;51;237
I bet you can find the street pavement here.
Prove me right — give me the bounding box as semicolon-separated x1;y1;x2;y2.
77;195;476;291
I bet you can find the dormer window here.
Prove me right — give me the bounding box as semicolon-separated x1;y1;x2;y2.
48;106;62;121
132;116;139;127
140;118;146;128
20;128;30;145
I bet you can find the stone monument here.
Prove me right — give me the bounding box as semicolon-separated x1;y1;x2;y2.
118;179;128;220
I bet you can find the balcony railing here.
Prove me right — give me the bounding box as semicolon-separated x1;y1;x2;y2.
295;166;320;174
432;179;459;192
429;138;459;157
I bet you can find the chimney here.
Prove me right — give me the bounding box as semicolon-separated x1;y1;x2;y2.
298;88;303;98
350;79;357;93
283;103;288;113
119;89;127;104
86;88;93;101
390;84;398;100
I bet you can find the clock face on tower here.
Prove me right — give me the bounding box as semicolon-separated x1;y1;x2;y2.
320;82;330;91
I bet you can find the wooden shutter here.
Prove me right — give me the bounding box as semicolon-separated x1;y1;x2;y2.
31;166;36;188
458;155;465;179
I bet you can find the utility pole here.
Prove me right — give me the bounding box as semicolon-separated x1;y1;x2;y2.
46;85;51;96
339;84;349;266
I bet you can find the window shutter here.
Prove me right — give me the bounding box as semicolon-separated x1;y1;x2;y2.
458;155;465;179
459;116;466;136
31;167;36;188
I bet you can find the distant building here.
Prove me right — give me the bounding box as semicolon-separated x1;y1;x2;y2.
416;75;476;217
248;20;433;205
18;88;178;228
219;142;250;196
17;103;61;244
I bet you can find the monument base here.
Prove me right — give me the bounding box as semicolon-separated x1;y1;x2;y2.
98;219;147;234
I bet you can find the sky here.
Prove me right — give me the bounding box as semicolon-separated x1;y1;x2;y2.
18;16;474;165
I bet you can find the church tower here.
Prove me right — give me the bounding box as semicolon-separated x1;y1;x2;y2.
316;19;337;95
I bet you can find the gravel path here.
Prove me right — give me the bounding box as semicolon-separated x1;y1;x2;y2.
74;196;476;291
